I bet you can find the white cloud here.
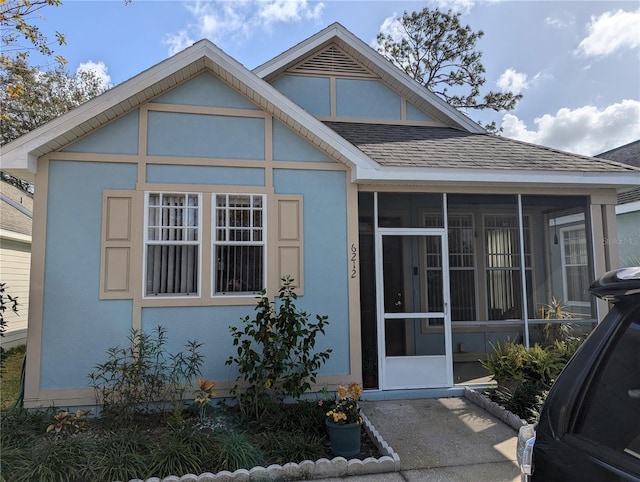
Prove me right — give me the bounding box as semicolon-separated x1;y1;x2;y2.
167;0;324;54
545;13;575;30
501;100;640;156
373;13;405;49
576;8;640;57
76;61;111;86
496;68;529;95
430;0;478;14
257;0;324;25
164;31;196;57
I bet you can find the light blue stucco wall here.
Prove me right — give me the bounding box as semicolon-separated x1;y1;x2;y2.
41;160;137;390
152;73;259;110
336;79;401;119
272;120;335;163
147;112;265;159
62;110;139;155
407;103;433;122
271;75;432;122
39;71;352;393
273;169;350;375
271;75;330;116
617;210;640;266
147;165;265;186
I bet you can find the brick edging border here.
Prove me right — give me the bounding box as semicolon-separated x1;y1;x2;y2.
463;387;528;431
127;411;400;481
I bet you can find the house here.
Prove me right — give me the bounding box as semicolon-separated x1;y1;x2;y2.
0;176;32;349
1;23;638;408
595;140;640;267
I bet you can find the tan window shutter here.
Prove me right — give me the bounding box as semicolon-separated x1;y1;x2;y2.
275;195;304;294
100;190;135;299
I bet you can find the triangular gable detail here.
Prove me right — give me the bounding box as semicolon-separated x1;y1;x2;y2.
290;44;377;79
1;40;380;182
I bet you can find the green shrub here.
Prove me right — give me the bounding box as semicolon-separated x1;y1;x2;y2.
213;430;265;472
226;277;332;419
480;340;527;387
18;436;88;482
88;430;151;482
88;325;204;428
483;337;586;422
148;427;214;479
256;430;325;465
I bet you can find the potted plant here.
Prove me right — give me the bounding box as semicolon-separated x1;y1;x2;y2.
324;382;363;457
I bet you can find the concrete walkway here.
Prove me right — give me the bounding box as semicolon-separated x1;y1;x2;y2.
317;397;521;481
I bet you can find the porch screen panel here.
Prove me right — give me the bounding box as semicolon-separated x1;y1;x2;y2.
145;193;200;296
484;214;531;320
213;194;265;294
425;213;476;321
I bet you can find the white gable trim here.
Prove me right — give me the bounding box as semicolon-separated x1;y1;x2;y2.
253;22;485;134
0;39;380;182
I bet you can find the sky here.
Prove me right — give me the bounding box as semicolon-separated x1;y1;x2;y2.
27;0;640;157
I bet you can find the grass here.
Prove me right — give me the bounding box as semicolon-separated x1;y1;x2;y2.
1;344;25;410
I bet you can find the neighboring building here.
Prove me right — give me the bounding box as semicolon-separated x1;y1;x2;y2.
1;24;638;408
0;177;32;348
596;140;640;267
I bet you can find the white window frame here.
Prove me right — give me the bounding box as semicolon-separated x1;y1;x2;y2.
212;193;267;297
560;224;590;307
143;191;202;299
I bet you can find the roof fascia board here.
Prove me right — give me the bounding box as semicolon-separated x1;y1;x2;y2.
353;165;640;188
1;38;379;175
253;23;485;134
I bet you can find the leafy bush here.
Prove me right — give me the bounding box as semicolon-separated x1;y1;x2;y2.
88;325;204;428
483;337;585;421
148;427;214;478
213;430;265;472
226;277;332;419
88;430;151;482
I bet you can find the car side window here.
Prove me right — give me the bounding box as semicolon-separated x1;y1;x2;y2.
574;317;640;459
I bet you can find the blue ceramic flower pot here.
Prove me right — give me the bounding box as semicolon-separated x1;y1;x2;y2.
325;419;361;457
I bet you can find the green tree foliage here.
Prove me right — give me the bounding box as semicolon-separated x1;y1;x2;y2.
1;57;108;145
0;0;66;65
376;8;522;122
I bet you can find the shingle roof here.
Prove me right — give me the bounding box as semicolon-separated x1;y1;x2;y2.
323;122;640;173
595;140;640;204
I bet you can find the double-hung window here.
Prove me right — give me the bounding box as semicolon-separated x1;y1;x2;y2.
145;192;201;297
213;194;266;295
561;226;590;307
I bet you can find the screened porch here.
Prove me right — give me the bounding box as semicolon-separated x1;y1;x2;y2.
358;192;598;389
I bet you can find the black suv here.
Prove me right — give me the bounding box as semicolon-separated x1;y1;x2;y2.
518;267;640;481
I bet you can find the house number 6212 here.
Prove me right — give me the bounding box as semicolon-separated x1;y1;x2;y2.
351;244;358;278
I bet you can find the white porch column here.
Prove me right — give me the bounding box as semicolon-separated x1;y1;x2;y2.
589;192;619;321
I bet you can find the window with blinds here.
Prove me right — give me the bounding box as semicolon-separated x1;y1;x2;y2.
484;214;532;320
561;226;589;305
425;213;477;321
145;192;200;297
213;194;265;295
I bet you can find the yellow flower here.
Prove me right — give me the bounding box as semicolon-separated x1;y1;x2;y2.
348;382;363;401
336;385;349;400
265;378;272;389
